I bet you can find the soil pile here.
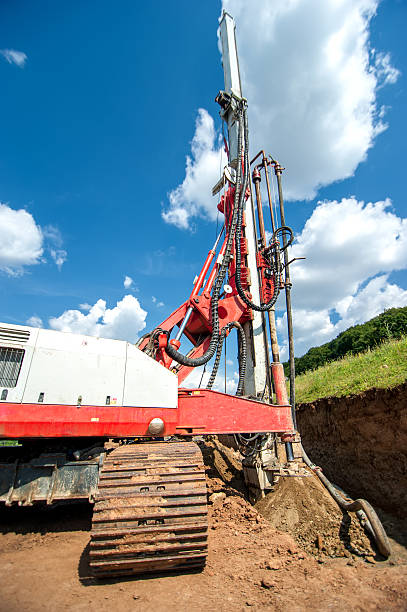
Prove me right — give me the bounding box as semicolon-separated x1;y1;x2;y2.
205;437;375;561
255;472;372;560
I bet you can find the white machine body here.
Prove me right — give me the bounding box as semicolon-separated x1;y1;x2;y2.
0;323;178;408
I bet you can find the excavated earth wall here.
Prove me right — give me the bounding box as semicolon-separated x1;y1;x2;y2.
296;382;407;518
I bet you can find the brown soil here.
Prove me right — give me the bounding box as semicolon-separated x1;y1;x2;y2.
296;382;407;518
0;438;407;611
255;473;374;559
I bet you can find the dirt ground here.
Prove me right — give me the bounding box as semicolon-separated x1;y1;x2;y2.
1;438;407;612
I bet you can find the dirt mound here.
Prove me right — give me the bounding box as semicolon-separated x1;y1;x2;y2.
204;437;375;561
255;473;373;560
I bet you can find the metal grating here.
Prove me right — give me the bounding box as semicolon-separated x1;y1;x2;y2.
0;326;30;345
0;347;25;388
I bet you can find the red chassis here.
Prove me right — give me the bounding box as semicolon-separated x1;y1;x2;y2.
0;389;293;439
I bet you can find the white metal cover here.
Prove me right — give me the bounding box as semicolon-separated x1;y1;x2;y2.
0;323;178;409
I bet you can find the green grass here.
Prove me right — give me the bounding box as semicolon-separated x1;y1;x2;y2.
0;440;21;447
295;335;407;404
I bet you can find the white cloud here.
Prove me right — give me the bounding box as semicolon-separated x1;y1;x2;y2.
337;274;407;329
373;50;401;88
0;205;67;275
162;109;225;229
43;225;67;270
164;1;400;228
290;197;407;310
26;315;43;328
50;249;67;270
276;197;407;356
152;296;165;308
0;203;43;275
0;49;27;67
182;364;240;393
42;225;63;247
124;275;134;289
221;0;399;201
48;295;147;343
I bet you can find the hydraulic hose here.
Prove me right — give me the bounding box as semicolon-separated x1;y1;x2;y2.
234;106;282;312
165;101;249;367
301;446;391;558
206;321;247;395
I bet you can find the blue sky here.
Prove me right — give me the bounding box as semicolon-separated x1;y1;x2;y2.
0;0;406;380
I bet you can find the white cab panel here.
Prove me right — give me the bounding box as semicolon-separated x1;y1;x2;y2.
23;329;127;406
0;323;178;408
123;343;177;408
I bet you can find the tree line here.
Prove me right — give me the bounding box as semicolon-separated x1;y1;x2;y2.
285;306;407;376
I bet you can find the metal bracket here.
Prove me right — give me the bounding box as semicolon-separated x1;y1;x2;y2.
212;165;235;196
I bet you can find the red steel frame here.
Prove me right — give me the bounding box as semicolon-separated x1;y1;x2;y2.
138;186;253;383
0;389;293;438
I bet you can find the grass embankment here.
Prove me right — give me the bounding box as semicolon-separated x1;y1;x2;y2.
295;335;407;404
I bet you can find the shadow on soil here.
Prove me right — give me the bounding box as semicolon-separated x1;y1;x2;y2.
78;541;204;586
0;501;92;535
200;439;247;497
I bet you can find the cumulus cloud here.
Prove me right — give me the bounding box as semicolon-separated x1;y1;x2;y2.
221;0;399;201
163;0;400;229
290;197;407;310
276;197;407;356
42;225;63;247
373;50;401;88
48;295;147;343
162;109;225;229
0;49;27;67
0;203;43;275
337;274;407;328
0;206;67;275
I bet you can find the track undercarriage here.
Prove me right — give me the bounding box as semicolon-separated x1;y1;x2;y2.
89;441;208;578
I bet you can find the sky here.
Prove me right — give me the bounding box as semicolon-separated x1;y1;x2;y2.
0;0;406;388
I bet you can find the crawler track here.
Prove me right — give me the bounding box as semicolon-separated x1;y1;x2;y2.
89;441;208;578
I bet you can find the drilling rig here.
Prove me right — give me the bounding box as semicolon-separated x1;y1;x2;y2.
0;13;390;578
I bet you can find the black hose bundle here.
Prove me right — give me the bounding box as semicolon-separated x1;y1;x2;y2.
161;99;289;366
206;321;247;395
164;100;250;367
233;107;283;312
234;431;269;457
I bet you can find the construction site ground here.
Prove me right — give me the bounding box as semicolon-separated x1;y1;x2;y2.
1;434;407;612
